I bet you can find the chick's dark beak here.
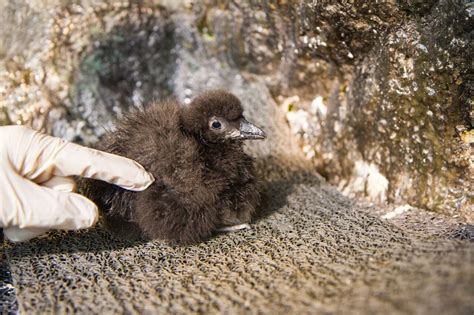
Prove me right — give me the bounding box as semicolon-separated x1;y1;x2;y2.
238;118;266;140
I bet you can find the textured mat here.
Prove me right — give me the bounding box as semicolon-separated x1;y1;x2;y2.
4;172;474;314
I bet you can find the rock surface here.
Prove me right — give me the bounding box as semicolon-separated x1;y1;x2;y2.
0;0;471;220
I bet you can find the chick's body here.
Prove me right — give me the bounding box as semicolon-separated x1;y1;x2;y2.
84;91;263;244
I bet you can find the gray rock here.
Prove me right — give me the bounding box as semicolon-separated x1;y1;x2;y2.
0;1;471;219
188;1;473;221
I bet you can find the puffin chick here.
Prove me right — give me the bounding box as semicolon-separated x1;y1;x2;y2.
82;90;266;245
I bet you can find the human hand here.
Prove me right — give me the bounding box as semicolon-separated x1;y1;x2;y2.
0;125;154;242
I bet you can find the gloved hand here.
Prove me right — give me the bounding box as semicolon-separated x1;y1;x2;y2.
0;125;154;242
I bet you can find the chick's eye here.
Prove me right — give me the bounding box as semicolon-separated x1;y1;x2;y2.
211;121;222;129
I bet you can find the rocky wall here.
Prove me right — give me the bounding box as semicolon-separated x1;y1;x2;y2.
0;0;472;221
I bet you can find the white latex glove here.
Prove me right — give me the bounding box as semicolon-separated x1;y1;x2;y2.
0;125;154;242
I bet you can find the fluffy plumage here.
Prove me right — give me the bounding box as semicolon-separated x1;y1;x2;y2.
82;90;265;244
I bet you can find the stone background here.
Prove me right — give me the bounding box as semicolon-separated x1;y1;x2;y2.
0;1;472;221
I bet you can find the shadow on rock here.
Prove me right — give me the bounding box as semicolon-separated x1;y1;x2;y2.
61;4;177;144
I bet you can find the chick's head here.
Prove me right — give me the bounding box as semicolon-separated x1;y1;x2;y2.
181;90;266;143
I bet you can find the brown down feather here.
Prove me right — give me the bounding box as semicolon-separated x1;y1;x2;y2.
81;90;261;245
